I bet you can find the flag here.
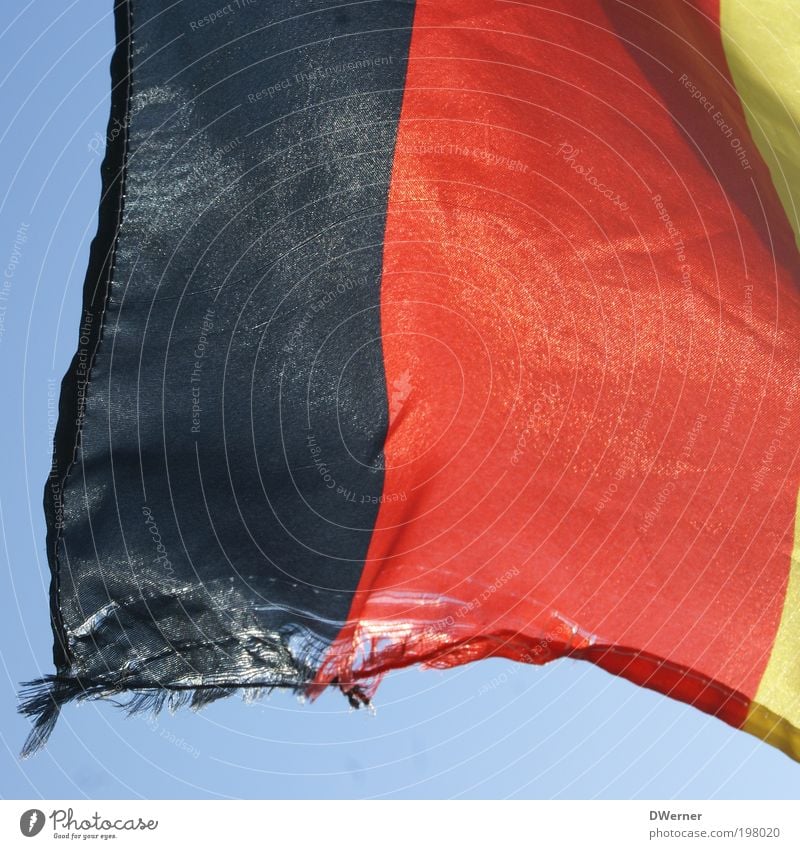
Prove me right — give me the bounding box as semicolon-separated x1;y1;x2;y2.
22;0;800;761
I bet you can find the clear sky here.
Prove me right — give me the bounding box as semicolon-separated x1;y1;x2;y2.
1;0;798;800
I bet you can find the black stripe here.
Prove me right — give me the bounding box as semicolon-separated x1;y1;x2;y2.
25;0;416;752
44;0;133;673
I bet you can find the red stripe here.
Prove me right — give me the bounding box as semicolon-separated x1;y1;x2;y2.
316;0;800;730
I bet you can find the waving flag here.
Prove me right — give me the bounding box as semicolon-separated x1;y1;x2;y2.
23;0;800;760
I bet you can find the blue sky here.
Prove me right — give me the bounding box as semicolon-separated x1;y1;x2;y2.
1;0;798;799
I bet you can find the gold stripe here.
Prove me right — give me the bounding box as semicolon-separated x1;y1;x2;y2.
722;0;800;760
742;484;800;758
721;0;800;249
743;704;800;761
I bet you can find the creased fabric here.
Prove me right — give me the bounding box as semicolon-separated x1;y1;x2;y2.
24;0;800;761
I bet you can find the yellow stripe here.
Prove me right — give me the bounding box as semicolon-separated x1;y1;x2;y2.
721;0;800;249
742;485;800;759
721;0;800;759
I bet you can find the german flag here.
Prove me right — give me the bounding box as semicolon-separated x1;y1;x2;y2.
22;0;800;761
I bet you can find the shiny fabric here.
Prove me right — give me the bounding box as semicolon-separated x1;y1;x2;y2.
24;0;415;754
23;0;800;762
315;0;800;761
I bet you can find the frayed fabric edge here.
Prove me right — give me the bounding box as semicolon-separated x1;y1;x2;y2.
18;672;371;758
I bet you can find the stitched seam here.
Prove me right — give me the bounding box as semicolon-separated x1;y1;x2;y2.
54;0;135;667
